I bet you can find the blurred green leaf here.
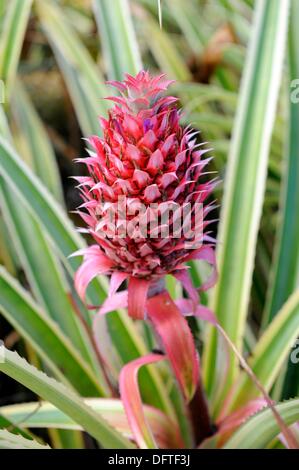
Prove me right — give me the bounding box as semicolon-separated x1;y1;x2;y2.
0;136;88;276
263;0;299;328
0;398;181;448
0;265;106;396
263;0;299;399
138;8;191;80
36;0;108;136
53;47;101;137
0;348;134;448
0;107;19;272
165;0;205;55
0;429;50;449
203;0;290;405
224;399;299;449
48;428;84;449
0;188;106;383
0;0;32;97
226;289;299;412
93;0;142;80
0;413;34;440
12;81;63;203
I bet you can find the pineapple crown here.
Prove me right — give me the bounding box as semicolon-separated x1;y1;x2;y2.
106;70;175;112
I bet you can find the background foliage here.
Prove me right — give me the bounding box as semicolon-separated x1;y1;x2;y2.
0;0;298;449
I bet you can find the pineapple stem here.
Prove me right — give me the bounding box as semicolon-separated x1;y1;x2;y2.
147;278;215;445
189;378;215;445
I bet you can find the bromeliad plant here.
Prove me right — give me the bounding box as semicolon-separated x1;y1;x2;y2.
70;71;298;449
0;0;299;451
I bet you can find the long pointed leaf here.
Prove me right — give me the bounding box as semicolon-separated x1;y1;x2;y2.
12;81;63;203
0;348;134;448
0;430;50;449
120;354;164;449
0;398;180;449
138;8;191;81
224;399;299;449
203;0;290;399
93;0;142;80
0;0;32;97
36;0;108;137
0;266;105;396
262;0;299;398
225;290;299;413
0;136;87;273
0;187;106;385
